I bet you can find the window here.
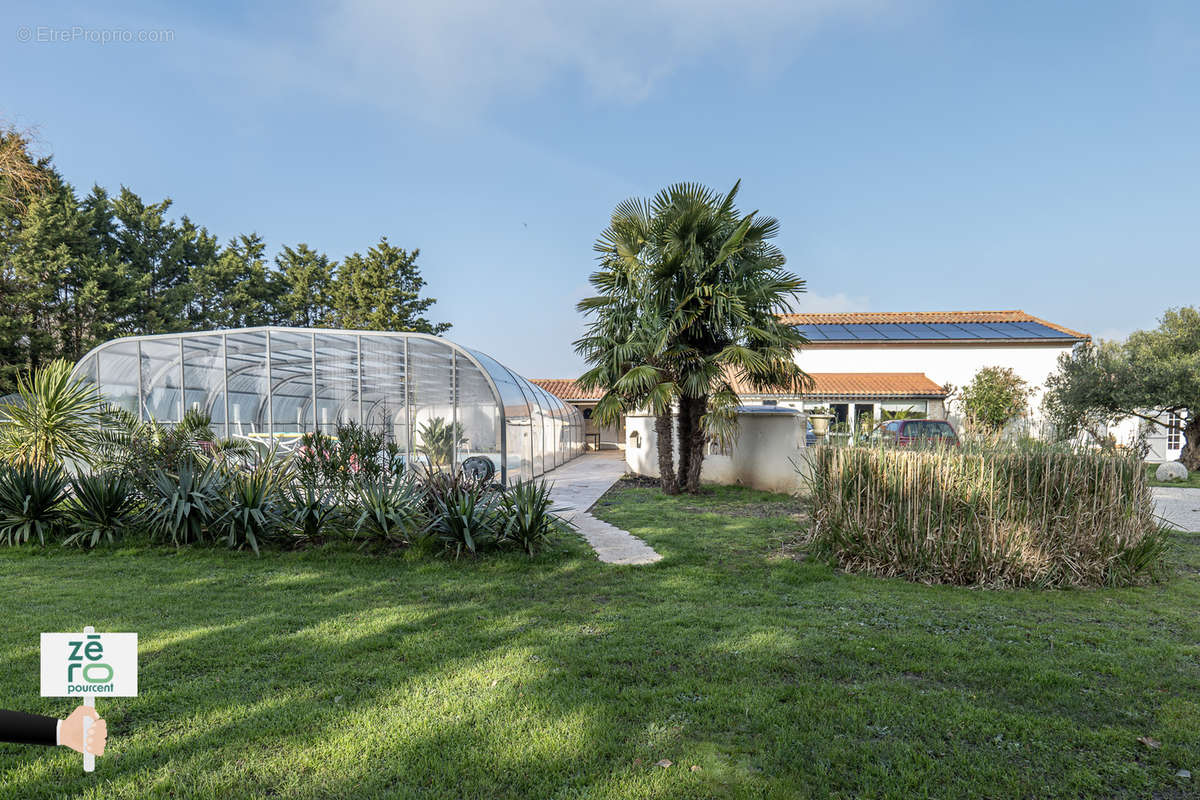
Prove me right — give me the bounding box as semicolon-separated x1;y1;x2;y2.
1168;412;1183;450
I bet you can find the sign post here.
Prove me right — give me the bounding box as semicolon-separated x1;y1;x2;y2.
40;626;137;772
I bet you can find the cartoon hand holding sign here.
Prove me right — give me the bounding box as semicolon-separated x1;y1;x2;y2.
38;626;137;772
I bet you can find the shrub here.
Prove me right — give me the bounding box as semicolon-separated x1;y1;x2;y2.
295;422;397;500
354;474;426;546
416;417;464;472
94;407;255;481
0;359;103;468
0;463;69;545
957;366;1030;433
145;462;223;546
426;473;502;558
806;446;1168;588
64;472;141;548
216;462;287;554
499;480;573;556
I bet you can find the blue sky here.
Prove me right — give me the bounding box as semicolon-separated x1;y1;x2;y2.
3;0;1197;377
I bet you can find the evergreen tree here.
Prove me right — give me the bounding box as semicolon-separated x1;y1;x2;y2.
330;237;449;334
7;175;87;370
274;243;334;327
111;188;190;334
191;233;277;329
0;121;451;389
0;125;51;391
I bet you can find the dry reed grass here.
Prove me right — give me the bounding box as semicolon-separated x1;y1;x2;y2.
806;446;1168;588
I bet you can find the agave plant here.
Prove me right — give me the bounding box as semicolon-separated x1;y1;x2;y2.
216;462;287;555
354;474;426;546
427;474;503;558
0;463;69;545
144;462;223;546
64;472;141;548
0;359;103;468
499;479;573;556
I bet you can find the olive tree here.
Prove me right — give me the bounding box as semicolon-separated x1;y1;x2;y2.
1044;307;1200;468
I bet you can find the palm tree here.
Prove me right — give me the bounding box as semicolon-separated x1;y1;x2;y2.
577;182;811;494
0;359;103;469
576;246;682;493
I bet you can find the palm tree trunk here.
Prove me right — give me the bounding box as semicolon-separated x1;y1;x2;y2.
654;410;679;494
685;394;708;494
676;396;693;490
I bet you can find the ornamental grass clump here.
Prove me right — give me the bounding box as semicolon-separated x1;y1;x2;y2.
806;446;1168;588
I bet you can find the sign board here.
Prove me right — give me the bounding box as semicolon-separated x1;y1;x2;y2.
40;631;138;697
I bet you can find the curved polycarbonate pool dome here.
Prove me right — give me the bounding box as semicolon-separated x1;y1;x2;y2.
71;328;584;484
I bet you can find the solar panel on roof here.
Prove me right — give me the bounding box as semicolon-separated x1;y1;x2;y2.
976;323;1022;338
900;324;947;339
793;324;829;340
958;323;1016;338
868;324;919;339
1008;321;1068;338
922;324;975;338
794;319;1079;341
840;325;889;340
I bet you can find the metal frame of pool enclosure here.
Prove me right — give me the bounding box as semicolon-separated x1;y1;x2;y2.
71;327;584;484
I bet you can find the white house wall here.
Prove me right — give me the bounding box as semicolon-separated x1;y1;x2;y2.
795;344;1074;423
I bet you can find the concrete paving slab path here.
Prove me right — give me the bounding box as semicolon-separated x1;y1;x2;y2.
544;452;662;565
1153;487;1200;532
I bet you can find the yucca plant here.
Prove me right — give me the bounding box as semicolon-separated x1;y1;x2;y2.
0;359;103;469
144;462;223;546
0;463;69;545
499;479;573;556
427;475;502;558
283;481;343;542
354;474;426;546
64;472;141;548
216;462;287;555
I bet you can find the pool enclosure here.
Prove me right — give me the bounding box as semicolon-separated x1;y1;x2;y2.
72;328;584;484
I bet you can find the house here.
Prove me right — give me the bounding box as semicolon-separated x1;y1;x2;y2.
1107;411;1186;463
537;310;1091;446
778;310;1089;431
530;379;624;450
535;372;949;448
728;372;948;429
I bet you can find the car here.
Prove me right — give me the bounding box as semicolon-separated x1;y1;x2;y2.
870;418;959;447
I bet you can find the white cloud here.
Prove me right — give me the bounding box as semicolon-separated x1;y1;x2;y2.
786;291;871;314
270;0;899;115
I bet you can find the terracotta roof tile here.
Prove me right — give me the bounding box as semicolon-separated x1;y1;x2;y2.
530;379;600;401
734;372;947;398
776;309;1088;339
535;373;946;402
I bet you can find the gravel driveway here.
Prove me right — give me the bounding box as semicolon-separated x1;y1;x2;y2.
1153;487;1200;531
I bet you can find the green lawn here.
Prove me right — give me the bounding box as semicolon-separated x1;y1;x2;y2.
1;484;1198;799
1147;463;1200;489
